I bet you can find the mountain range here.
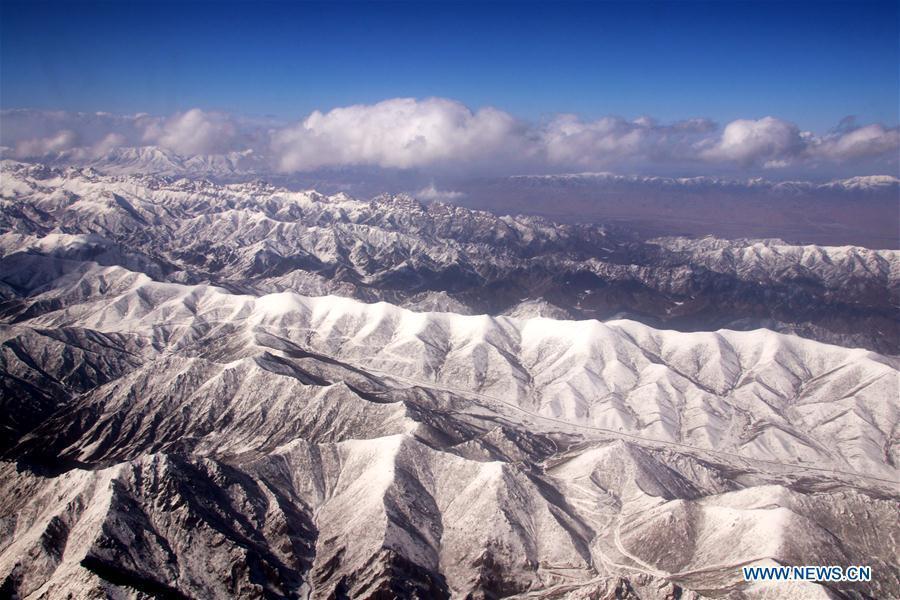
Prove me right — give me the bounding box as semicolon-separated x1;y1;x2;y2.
6;146;900;195
2;160;897;353
0;160;897;599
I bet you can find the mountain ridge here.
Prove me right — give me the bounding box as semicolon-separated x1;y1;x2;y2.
2;160;897;354
1;160;897;599
1;260;897;599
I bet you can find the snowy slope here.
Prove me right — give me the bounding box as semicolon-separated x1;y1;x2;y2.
0;261;897;599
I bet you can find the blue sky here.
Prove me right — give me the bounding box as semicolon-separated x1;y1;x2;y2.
1;1;897;179
1;0;897;130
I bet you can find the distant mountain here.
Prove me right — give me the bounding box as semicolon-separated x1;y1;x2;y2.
6;146;897;246
8;143;899;195
11;145;267;180
2;160;897;353
509;171;900;194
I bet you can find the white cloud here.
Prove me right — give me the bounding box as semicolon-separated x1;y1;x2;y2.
271;97;523;171
699;117;805;166
270;101;723;172
0;108;255;159
144;109;238;156
92;132;127;155
698;117;900;168
14;129;79;157
540;115;718;168
413;183;465;202
1;102;897;176
810;124;900;161
542;115;647;166
763;159;790;169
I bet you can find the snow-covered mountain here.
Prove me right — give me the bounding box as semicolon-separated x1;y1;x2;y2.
12;145;900;195
2;160;897;353
509;172;900;194
0;161;897;599
1;261;897;599
8;146;268;180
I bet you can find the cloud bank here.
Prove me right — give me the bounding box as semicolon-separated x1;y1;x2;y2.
144;109;239;156
413;183;465;202
1;99;897;177
271;98;525;171
699;117;806;167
